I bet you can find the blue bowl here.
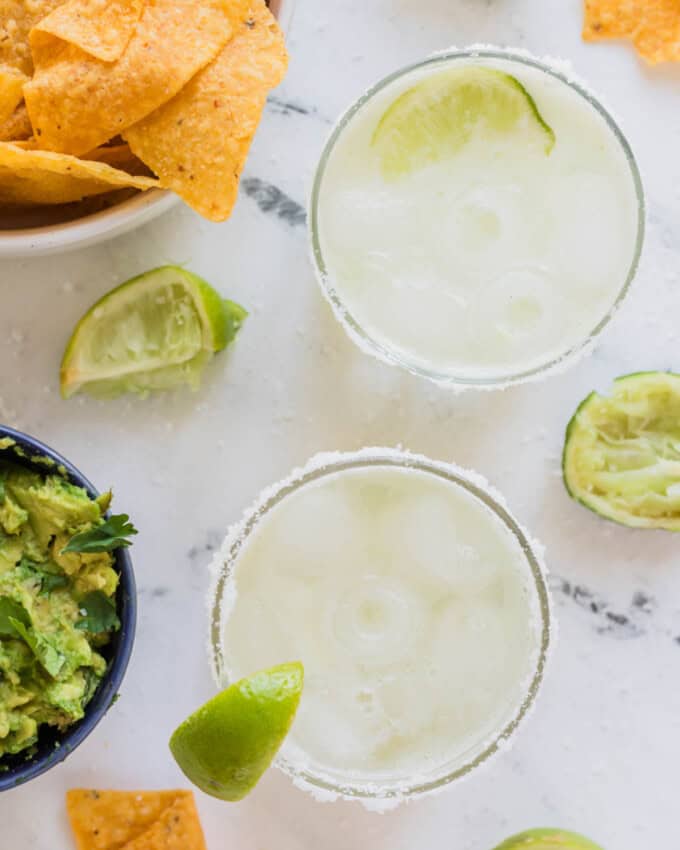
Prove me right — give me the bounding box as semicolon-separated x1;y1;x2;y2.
0;425;137;790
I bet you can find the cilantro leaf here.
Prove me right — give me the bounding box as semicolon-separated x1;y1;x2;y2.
39;574;69;596
75;591;120;634
0;598;30;638
8;618;66;677
16;558;69;596
62;514;138;554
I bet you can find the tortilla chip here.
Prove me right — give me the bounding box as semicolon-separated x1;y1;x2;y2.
25;0;249;155
14;139;151;172
85;143;141;167
583;0;680;64
0;65;27;124
583;0;636;39
88;143;154;176
120;795;207;850
66;789;193;850
125;0;287;221
633;2;680;63
32;0;144;62
0;0;64;74
0;102;32;141
0;141;158;204
86;144;132;163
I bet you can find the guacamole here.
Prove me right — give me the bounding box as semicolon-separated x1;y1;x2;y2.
0;456;122;759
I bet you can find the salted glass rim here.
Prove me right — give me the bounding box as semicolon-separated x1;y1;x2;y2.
308;46;646;389
209;449;552;800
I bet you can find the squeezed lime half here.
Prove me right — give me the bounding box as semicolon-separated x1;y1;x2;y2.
60;265;247;398
563;372;680;531
169;662;304;802
492;828;604;849
371;65;555;179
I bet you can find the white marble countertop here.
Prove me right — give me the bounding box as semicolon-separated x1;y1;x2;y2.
2;1;680;847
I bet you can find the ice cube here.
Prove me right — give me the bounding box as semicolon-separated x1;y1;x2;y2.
380;491;499;595
330;575;426;668
261;479;361;577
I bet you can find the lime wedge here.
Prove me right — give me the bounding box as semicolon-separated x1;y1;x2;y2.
492;829;604;849
60;266;247;398
563;372;680;531
372;66;555;179
169;662;304;802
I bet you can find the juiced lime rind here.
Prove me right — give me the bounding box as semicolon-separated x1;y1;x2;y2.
563;371;680;531
492;828;604;849
60;265;247;399
371;66;555;180
169;661;304;802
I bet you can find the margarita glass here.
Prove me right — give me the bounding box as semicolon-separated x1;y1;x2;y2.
309;48;645;389
210;449;551;803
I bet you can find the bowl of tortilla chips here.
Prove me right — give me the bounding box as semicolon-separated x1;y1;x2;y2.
0;0;289;257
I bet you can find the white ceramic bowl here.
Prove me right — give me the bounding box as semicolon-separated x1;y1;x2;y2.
0;191;178;258
0;0;293;258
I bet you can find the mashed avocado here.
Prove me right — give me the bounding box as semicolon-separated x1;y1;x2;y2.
0;457;122;759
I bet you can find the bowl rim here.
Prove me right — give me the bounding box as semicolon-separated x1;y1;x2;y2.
0;425;137;791
0;190;177;258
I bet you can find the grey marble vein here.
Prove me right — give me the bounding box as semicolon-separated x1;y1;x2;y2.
267;95;332;124
137;586;171;599
551;576;657;639
187;530;224;563
241;177;307;227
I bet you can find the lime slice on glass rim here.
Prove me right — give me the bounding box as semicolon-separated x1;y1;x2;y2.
563;372;680;531
169;662;304;802
60;265;247;398
372;65;555;179
492;828;604;849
